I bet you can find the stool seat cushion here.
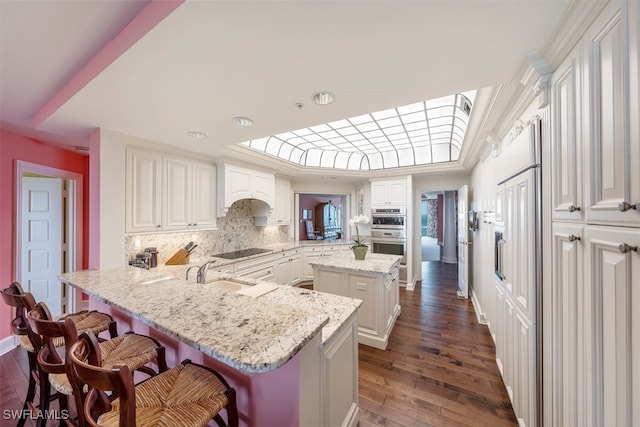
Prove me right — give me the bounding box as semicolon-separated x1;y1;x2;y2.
62;310;113;336
19;310;113;353
47;334;160;397
97;363;229;427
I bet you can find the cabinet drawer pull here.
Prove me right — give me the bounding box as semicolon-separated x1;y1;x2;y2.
618;201;640;212
618;243;638;254
568;204;581;213
568;235;580;242
156;224;161;228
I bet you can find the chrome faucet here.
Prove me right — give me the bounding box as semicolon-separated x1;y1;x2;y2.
185;265;199;281
195;260;216;284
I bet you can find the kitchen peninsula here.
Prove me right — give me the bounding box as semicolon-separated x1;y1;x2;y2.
59;264;362;427
310;253;401;350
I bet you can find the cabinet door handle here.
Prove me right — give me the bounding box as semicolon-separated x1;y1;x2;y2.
618;201;640;212
618;243;638;254
568;204;581;212
568;235;581;242
156;224;161;228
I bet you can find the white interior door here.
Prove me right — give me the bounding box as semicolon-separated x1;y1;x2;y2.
457;185;469;298
21;177;63;316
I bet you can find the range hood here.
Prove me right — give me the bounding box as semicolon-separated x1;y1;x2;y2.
217;161;275;217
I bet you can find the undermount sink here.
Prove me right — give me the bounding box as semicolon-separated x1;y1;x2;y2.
209;280;247;292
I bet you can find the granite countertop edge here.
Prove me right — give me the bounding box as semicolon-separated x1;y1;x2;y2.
59;267;359;373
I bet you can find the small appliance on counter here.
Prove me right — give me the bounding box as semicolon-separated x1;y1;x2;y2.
129;247;160;269
144;247;158;268
165;241;198;265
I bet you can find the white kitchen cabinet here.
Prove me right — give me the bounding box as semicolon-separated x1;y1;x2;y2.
301;245;350;281
163;158;216;231
320;314;359;427
235;253;276;282
370;179;407;207
512;171;535;320
514;310;535;427
126;148;162;232
550;222;585;427
253;176;291;226
495;183;505;225
551;44;584;222
583;2;640;227
274;248;302;285
217;163;275;216
302;246;324;280
313;257;400;350
126;148;216;233
584;225;639;427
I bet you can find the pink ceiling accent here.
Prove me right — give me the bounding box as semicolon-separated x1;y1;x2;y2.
33;0;184;127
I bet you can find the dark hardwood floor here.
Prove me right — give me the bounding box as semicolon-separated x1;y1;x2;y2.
358;261;517;426
0;261;516;426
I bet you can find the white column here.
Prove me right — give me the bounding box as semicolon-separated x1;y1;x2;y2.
442;191;457;264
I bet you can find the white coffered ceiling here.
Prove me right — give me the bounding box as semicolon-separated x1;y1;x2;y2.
1;0;578;178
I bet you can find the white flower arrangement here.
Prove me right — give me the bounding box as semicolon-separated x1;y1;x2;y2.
349;214;370;248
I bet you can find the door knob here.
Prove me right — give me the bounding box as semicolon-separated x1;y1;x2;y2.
568;235;581;242
618;243;638;254
568;204;581;213
618;201;640;212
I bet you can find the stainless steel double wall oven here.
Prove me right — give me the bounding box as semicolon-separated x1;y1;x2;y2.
370;208;407;283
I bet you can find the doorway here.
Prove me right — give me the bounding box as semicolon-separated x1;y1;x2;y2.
15;161;83;317
297;193;347;241
421;192;442;262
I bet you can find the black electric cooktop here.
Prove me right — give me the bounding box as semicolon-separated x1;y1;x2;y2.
211;248;272;260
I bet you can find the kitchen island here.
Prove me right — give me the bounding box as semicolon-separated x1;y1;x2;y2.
59;265;361;427
310;253;401;350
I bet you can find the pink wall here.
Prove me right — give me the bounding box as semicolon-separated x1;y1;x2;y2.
0;129;89;340
89;298;301;427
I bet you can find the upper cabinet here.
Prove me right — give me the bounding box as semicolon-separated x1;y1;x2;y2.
253;176;292;226
126;147;216;233
551;43;584;222
583;2;640;227
370;179;407;207
126;148;162;232
217;162;275;216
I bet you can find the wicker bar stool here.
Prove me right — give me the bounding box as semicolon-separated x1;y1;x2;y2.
27;302;168;427
70;332;239;427
0;282;117;427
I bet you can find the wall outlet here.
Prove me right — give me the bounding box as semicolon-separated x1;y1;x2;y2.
356;282;367;291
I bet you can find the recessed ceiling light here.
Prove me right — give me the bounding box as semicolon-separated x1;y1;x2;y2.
232;116;254;127
187;130;207;139
312;91;335;105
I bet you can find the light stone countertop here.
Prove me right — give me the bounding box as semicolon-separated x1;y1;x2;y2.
59;266;361;373
309;252;402;274
187;239;353;269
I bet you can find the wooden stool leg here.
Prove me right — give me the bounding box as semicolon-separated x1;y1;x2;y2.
35;372;51;427
16;351;38;427
156;346;167;373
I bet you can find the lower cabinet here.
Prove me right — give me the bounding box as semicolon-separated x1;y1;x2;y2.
548;223;639;427
494;278;536;427
274;249;302;285
314;260;400;350
320;314;359;427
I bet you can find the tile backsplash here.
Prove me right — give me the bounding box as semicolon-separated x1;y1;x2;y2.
125;200;291;264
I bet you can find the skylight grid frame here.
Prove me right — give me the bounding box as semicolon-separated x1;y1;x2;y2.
240;91;475;170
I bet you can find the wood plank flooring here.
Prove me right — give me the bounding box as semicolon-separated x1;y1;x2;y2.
0;261;516;426
358;261;517;426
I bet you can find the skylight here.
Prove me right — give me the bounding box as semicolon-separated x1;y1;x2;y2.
240;91;475;171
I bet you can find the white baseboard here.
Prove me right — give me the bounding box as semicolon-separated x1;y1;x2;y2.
470;288;488;325
0;335;18;356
